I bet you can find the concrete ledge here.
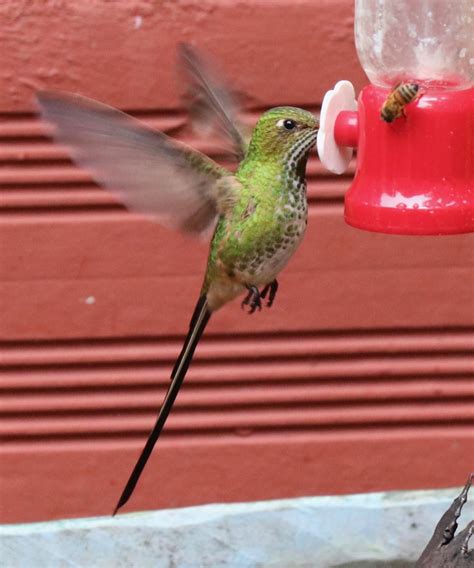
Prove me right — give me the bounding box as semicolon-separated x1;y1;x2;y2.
1;488;473;567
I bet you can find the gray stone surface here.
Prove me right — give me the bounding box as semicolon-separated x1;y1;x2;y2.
1;488;473;567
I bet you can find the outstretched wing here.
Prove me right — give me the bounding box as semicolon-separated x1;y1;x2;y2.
37;91;230;235
178;43;248;161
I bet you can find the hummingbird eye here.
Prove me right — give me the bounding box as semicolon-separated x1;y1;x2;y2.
277;118;297;131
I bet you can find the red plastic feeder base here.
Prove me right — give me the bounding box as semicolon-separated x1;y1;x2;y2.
341;85;474;235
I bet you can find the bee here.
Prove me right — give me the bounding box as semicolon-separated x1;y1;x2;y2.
381;82;420;123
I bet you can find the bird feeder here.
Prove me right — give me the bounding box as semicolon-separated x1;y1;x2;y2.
318;0;474;235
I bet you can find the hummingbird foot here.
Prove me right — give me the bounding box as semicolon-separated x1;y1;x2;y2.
260;279;279;307
241;285;262;314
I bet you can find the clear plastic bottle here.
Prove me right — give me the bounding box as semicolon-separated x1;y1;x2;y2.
355;0;474;90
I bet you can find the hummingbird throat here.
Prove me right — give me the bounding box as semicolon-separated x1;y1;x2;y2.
282;129;317;188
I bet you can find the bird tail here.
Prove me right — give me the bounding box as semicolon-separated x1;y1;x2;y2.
113;295;212;515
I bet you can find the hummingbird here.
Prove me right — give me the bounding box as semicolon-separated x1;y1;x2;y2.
36;45;319;515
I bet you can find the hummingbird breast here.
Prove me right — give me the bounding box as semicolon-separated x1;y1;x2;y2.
214;169;308;289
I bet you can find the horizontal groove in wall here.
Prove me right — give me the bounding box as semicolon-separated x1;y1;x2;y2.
2;403;473;443
2;423;473;452
1;360;473;391
5;424;474;449
2;378;474;414
2;328;473;366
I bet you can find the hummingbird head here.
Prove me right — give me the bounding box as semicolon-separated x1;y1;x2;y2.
247;106;319;165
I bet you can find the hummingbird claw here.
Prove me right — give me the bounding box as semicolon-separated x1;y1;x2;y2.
260;279;279;308
242;285;262;314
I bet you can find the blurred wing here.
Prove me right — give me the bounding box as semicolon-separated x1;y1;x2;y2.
37;91;230;235
178;43;248;161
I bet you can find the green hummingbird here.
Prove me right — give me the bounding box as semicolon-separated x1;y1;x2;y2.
36;45;319;515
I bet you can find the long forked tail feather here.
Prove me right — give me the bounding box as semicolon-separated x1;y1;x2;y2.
113;295;211;515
